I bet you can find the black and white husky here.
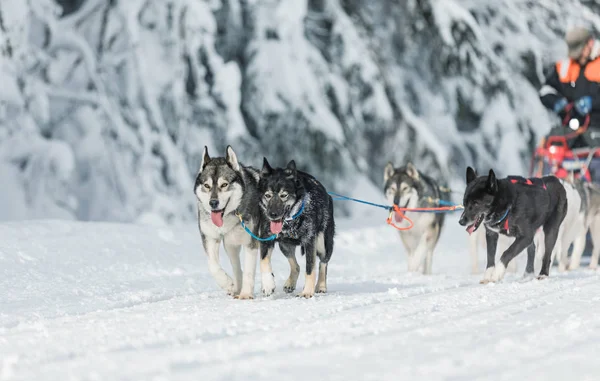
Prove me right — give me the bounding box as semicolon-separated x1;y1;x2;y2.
257;159;335;299
194;146;262;299
383;162;449;274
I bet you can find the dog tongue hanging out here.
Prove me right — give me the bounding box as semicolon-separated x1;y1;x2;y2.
270;219;283;234
211;210;224;227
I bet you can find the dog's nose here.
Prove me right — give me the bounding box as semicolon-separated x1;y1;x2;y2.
269;211;279;219
458;212;467;226
209;199;219;209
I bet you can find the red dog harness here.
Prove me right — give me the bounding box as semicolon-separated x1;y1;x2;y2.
499;176;548;233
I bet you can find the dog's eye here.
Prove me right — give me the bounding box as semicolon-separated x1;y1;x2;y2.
203;183;210;189
280;192;289;199
220;182;228;189
265;193;272;200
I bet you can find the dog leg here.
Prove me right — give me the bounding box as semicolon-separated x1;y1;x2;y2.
540;223;561;278
506;258;518;273
204;237;235;295
481;230;498;284
316;262;328;293
558;234;572;272
524;242;536;277
223;242;242;296
399;233;416;272
424;249;434;275
298;240;317;298
551;234;562;272
589;218;600;270
260;243;276;296
315;232;329;293
569;231;587;271
280;243;299;293
408;234;428;274
493;236;532;282
469;231;479;274
236;245;258;300
520;243;536;282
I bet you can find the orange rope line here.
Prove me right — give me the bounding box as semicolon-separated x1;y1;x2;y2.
385;204;464;231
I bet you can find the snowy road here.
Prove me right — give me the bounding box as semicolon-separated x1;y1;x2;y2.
1;216;600;380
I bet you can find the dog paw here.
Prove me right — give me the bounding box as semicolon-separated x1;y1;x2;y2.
480;267;494;284
261;272;276;297
536;274;548;280
490;263;506;283
315;287;327;294
234;293;254;300
558;263;567;272
519;273;535;283
297;291;314;299
568;264;580;271
226;284;237;296
283;278;297;294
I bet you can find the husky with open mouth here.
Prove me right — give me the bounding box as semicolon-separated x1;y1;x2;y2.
257;159;335;299
194;146;262;299
383;162;449;274
459;167;567;283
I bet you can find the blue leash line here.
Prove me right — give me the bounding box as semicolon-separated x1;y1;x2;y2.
238;191;462;242
238;217;277;242
327;192;392;210
328;192;463;212
236;198;306;242
286;198;306;221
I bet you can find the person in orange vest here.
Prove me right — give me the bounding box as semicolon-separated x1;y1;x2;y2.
539;27;600;131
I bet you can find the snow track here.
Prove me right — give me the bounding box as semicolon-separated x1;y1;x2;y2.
1;218;600;380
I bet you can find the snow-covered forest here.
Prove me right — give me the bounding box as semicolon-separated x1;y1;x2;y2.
1;0;600;224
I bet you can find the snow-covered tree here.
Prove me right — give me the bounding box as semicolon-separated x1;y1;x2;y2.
0;0;598;223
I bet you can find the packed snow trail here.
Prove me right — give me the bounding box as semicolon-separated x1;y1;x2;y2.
1;217;600;381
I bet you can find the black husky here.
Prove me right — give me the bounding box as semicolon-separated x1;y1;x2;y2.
257;158;335;298
458;167;567;283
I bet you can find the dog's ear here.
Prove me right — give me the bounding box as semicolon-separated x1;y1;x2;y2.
466;166;477;184
201;146;211;171
486;169;498;194
225;145;240;171
261;157;273;177
384;162;395;182
284;160;297;179
406;162;419;180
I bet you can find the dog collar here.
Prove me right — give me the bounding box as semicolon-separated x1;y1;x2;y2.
493;208;510;233
495;208;510;224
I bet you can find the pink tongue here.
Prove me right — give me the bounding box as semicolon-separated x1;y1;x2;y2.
270;220;283;234
467;225;475;235
394;211;404;223
211;211;224;227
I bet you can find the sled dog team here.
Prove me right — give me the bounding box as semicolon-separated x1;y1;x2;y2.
195;146;600;299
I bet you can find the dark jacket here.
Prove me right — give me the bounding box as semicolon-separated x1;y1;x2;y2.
539;54;600;128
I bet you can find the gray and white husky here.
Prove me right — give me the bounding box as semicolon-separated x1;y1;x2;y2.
194;146;262;299
561;178;600;271
383;162;449;274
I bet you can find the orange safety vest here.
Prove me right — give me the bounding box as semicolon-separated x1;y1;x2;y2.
556;58;600;84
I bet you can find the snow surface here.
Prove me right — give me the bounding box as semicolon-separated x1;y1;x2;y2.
2;216;600;380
